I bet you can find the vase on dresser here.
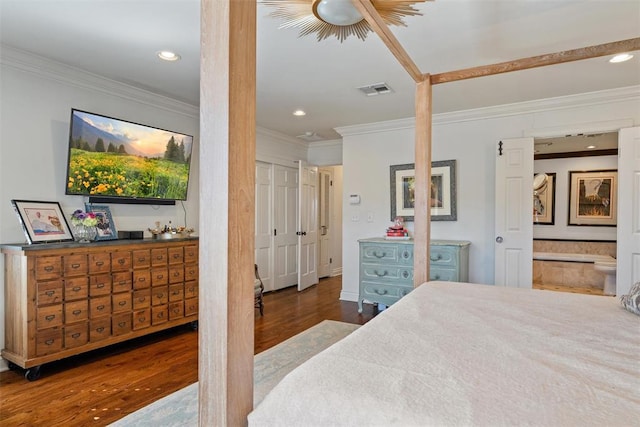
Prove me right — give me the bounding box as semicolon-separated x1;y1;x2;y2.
73;224;97;242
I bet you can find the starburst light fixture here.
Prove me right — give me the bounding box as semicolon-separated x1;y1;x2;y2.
262;0;429;42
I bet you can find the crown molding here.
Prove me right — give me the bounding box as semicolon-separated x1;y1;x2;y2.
256;127;308;149
1;44;199;119
307;139;342;149
336;85;640;137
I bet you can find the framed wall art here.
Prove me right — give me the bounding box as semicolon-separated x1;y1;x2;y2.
11;199;74;244
568;170;617;226
390;159;457;222
533;172;555;225
85;203;118;240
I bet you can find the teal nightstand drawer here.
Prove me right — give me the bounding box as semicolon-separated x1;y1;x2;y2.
361;244;413;265
360;281;411;302
361;265;413;283
430;267;458;282
429;246;459;268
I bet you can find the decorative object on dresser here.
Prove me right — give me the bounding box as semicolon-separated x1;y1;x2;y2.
10;200;75;244
389;160;457;222
358;237;470;312
1;238;199;381
84;203;118;240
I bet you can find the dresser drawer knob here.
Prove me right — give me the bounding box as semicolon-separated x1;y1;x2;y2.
45;339;54;345
96;327;105;333
97;283;105;288
72;286;81;292
374;289;388;295
72;310;82;315
402;271;409;279
95;261;104;267
118;259;125;265
373;251;386;258
71;333;81;339
97;305;105;311
45;315;55;321
374;270;388;277
45;290;55;297
119;301;127;307
71;263;80;269
402;251;410;259
44;266;54;272
118;322;126;328
138;257;146;262
430;254;443;261
432;275;441;280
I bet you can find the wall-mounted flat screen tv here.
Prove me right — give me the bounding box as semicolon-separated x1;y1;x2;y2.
65;109;194;205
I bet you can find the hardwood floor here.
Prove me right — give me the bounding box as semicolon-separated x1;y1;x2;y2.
0;275;376;426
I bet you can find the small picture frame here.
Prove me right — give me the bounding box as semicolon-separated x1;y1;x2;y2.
568;170;617;226
533;172;556;225
85;203;118;240
390;160;457;221
11;199;74;244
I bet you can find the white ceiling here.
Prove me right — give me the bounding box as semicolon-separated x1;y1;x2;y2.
1;0;639;142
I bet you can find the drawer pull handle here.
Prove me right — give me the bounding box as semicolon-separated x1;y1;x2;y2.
402;271;410;279
173;254;180;259
157;274;164;279
139;317;146;322
96;327;105;333
118;321;126;327
97;283;105;288
373;251;386;258
97;305;105;311
138;277;146;282
71;263;80;269
45;314;55;321
44;266;54;272
138;297;146;302
45;339;55;345
72;309;82;315
118;259;125;265
173;309;180;314
374;270;388;277
119;301;127;306
157;293;165;298
95;261;104;266
374;289;388;295
120;280;127;285
158;312;164;318
45;290;55;297
402;251;410;259
430;254;443;261
138;257;146;262
72;286;81;292
432;275;440;280
173;272;180;277
71;333;81;339
156;256;163;260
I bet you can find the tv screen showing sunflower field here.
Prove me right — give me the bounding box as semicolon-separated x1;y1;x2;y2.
66;109;193;201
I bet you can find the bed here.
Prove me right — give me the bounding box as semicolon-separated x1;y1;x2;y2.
248;281;639;426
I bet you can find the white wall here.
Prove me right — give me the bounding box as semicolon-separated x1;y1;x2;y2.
534;155;618;241
338;87;640;302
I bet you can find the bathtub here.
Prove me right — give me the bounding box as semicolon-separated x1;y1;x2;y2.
533;252;615;263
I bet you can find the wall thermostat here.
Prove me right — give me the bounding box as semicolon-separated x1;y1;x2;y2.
349;194;361;205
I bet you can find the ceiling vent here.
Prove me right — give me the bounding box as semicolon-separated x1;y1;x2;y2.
357;82;392;96
296;131;324;142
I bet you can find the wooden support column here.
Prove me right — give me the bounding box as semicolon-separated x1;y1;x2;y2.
199;1;256;426
413;75;432;287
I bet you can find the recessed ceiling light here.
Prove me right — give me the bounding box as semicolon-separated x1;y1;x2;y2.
157;50;181;61
609;53;633;63
585;145;597;149
293;109;306;116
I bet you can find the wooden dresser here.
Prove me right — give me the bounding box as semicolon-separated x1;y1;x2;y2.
358;238;470;312
1;238;198;380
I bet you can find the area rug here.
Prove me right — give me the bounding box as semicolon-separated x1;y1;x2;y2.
110;320;360;426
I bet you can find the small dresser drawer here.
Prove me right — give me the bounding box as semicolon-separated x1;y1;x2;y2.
184;265;198;282
37;305;63;330
65;277;89;301
169;301;184;320
36;328;63;356
361;265;413;284
112;292;132;313
112;271;132;293
37;280;63;306
430;267;459;282
184;245;198;263
151;248;168;267
133;270;151;289
132;249;151;269
168;247;184;265
133;308;151;330
361;244;413;265
152;305;168;325
184;298;198;316
169;284;184;302
89;317;111;342
429;246;460;268
112;312;132;336
65;300;89;323
90;274;112;296
90;295;111;318
152;286;169;306
133;289;151;309
36;256;62;280
64;254;88;276
184;282;198;299
169;266;184;284
361;282;410;300
112;252;132;272
64;322;88;349
151;268;168;286
89;253;111;274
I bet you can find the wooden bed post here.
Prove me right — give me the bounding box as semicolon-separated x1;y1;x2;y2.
199;0;256;425
413;76;432;287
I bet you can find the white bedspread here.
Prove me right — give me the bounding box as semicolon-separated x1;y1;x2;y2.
249;281;640;426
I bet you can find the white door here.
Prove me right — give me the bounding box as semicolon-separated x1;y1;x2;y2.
298;161;319;291
255;162;273;291
273;165;298;290
494;138;534;287
617;126;640;296
317;168;332;279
